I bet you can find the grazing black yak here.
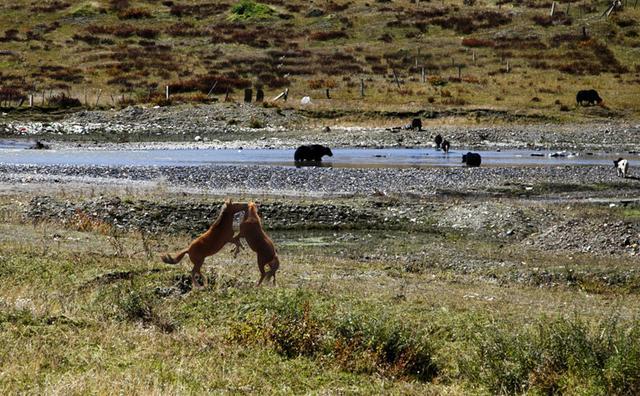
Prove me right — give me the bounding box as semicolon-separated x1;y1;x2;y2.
576;89;603;106
294;144;333;162
411;118;422;131
462;152;481;167
434;134;443;149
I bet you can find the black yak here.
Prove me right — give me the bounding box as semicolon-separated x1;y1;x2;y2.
294;144;333;162
576;89;603;106
462;152;481;167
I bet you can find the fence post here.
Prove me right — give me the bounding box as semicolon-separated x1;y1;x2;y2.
360;79;365;97
165;85;169;100
421;67;425;83
29;94;33;107
256;89;264;102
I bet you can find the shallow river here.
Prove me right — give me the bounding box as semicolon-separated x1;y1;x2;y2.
0;140;632;168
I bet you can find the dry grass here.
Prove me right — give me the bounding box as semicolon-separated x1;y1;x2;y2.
0;0;637;119
1;191;640;393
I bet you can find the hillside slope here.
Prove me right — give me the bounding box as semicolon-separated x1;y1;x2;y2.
1;0;639;120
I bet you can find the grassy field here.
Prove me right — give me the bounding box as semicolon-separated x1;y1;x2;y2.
0;0;639;120
1;193;640;394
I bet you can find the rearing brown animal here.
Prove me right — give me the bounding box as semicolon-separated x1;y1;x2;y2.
161;199;248;288
231;202;280;286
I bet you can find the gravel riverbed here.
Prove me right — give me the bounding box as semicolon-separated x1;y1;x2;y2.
1;163;638;198
2;103;640;151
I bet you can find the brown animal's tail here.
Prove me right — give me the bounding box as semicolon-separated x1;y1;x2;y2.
161;248;189;265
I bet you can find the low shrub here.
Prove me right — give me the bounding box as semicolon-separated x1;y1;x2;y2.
47;93;82;108
462;317;640;394
118;7;152;19
309;30;348;41
229;0;275;21
461;37;495;47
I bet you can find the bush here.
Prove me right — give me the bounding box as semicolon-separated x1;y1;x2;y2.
463;317;640;394
48;93;82;108
309;30;348;41
229;0;275;21
229;291;438;381
118;7;152;19
462;37;495;47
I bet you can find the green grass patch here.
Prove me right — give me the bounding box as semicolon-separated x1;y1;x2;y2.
228;0;275;21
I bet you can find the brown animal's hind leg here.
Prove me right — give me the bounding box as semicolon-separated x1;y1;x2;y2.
191;257;205;289
256;258;266;287
264;257;279;286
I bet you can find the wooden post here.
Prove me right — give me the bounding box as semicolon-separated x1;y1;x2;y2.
29;94;33;107
421;67;425;83
244;88;252;103
566;3;570;15
392;69;401;89
582;26;587;38
360;79;365;97
42;90;45;105
283;88;288;102
325;88;330;99
451;57;455;67
457;65;462;79
206;81;218;97
224;87;230;101
165;85;169;100
95;89;102;107
472;51;476;65
550;1;555;16
506;61;511;73
84;88;87;106
256;89;264;102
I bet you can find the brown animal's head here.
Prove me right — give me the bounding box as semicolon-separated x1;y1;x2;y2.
247;201;262;223
223;199;249;215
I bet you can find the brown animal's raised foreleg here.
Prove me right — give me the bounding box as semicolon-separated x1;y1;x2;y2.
229;232;245;258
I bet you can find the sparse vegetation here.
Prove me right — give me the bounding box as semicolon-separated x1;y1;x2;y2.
1;192;640;393
0;0;638;117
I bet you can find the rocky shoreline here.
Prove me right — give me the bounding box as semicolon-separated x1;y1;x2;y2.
2;162;639;198
2;104;640;151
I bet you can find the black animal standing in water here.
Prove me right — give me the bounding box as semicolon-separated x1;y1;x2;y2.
294;144;333;162
441;140;450;154
28;141;50;150
462;152;481;167
576;89;603;106
434;134;443;149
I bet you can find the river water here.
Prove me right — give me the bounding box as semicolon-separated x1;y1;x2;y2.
0;140;631;168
